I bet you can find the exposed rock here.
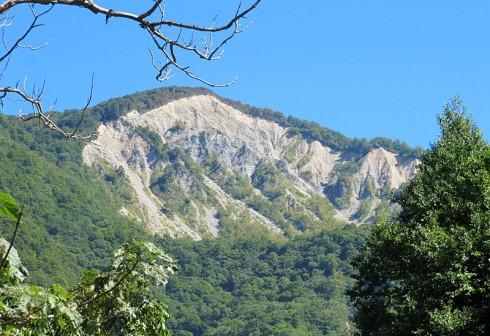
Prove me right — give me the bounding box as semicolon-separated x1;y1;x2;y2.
83;95;418;239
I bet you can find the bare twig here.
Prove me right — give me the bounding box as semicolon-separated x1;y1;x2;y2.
138;0;163;20
0;85;93;140
0;4;53;63
69;74;93;138
0;0;261;137
0;0;261;85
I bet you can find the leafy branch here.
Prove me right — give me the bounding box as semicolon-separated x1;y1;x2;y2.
0;193;177;334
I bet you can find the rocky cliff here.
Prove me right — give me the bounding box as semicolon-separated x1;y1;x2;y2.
83;94;418;239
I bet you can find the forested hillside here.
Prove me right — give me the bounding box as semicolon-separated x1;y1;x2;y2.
62;86;421;157
81;88;419;239
159;224;370;335
0;86;420;334
0;114;152;286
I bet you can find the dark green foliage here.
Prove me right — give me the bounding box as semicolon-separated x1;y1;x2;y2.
354;199;373;221
349;97;490;335
136;126;166;152
41;87;213;141
251;162;288;200
1;235;175;335
370;137;422;158
88;86;212;123
249;162;343;234
159;224;370;336
202;151;255;201
0;85;423;334
13;86;421;161
324;160;362;210
36;86;418;226
202;153;343;235
56;85;419;158
0;114;151;287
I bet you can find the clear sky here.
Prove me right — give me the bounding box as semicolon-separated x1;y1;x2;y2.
2;0;490;148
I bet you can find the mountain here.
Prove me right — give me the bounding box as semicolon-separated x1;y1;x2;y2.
81;89;419;240
0;86;421;334
0;86;420;284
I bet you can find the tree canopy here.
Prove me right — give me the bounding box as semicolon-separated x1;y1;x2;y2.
349;97;490;335
0;192;177;335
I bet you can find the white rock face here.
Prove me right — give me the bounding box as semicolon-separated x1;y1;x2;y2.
83;95;418;238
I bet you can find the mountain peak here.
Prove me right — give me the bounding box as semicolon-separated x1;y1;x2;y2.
83;91;419;239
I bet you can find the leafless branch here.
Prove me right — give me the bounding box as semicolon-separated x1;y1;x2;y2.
0;0;261;137
138;0;163;20
0;0;260;86
0;84;93;140
0;14;13;27
69;74;93;138
0;4;52;63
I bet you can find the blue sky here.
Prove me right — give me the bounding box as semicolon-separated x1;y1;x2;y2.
2;1;490;148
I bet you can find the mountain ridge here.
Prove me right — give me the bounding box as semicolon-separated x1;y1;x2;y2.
82;92;419;239
0;85;419;285
74;86;421;157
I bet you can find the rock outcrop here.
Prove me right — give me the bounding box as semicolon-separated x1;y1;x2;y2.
83;95;418;239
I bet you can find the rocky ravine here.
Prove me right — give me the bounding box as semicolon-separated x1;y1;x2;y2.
83;95;418;239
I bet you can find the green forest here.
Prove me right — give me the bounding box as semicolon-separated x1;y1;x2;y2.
158;224;369;335
0;89;371;334
1;89;489;335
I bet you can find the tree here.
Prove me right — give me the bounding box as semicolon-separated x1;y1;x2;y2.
0;192;178;335
0;0;261;138
349;97;490;335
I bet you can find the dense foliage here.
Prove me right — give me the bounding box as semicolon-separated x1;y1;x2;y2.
0;193;176;335
349;97;490;335
159;224;370;336
0;86;424;334
0;114;151;286
0;188;370;335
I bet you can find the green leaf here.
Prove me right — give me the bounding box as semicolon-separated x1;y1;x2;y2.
52;284;70;300
0;192;20;221
57;317;66;329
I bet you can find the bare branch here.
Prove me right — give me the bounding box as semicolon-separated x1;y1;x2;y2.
69;74;93;138
0;0;261;136
0;0;261;84
0;85;93;140
147;28;237;87
0;54;10;78
138;0;163;20
0;4;52;63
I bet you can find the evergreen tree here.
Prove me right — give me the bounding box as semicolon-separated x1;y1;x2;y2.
349;97;490;335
